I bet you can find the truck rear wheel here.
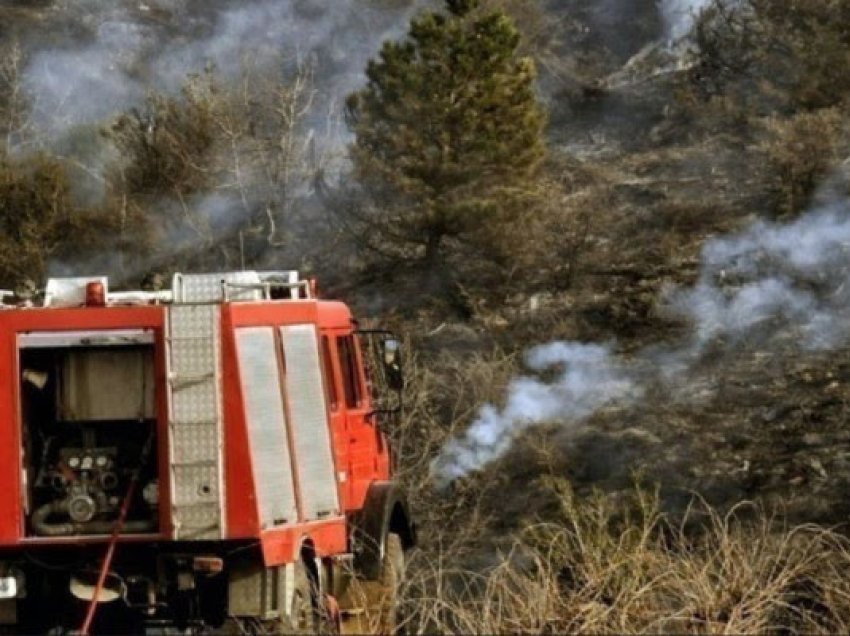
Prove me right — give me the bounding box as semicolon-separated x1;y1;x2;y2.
340;532;404;635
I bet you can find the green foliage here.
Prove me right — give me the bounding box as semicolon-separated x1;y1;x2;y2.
346;0;547;270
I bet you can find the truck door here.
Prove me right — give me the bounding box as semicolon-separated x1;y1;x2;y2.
334;333;383;507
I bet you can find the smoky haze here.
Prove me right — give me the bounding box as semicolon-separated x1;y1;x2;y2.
7;0;436;280
432;196;850;486
659;0;713;40
21;0;431;141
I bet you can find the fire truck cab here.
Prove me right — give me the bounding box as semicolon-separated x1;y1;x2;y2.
0;271;414;634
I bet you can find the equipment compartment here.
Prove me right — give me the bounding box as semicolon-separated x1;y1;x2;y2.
18;341;160;537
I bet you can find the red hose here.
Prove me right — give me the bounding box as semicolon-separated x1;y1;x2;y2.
79;475;140;635
80;434;152;635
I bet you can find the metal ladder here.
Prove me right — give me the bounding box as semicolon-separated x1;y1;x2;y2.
166;304;224;540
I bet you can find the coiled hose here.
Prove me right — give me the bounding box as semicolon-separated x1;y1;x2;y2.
31;500;154;537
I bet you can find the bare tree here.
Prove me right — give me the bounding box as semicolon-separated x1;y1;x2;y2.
107;64;325;270
210;59;319;249
0;42;32;150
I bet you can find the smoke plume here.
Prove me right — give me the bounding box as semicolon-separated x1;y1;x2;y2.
432;199;850;485
432;343;638;489
670;204;850;352
659;0;713;40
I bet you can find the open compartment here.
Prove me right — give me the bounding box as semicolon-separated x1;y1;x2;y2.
18;330;160;537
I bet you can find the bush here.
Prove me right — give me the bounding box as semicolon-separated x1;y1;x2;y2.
0;152;140;285
759;108;847;217
110;77;216;200
690;0;850;113
400;479;850;633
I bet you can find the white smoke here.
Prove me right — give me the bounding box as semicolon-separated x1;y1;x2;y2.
671;205;850;351
431;343;638;489
23;1;430;139
660;0;713;40
25;20;149;132
432;200;850;485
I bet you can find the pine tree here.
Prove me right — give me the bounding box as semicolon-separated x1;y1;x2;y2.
346;0;546;271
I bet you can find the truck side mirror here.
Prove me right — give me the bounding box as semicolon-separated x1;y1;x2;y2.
381;339;404;392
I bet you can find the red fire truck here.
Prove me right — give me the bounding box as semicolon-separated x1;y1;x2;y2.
0;271;414;634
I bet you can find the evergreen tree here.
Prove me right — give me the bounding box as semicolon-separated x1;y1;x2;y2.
346;0;546;271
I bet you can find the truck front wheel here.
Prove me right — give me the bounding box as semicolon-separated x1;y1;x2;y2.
340;532;404;635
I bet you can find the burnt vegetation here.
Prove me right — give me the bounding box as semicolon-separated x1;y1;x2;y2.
4;0;850;631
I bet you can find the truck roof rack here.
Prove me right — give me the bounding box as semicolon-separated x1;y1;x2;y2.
27;271;311;308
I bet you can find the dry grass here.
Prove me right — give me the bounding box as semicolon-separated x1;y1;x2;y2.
397;478;850;634
389;343;519;500
391;352;850;635
759;108;849;218
387;325;850;634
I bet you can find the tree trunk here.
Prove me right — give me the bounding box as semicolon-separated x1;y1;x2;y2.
422;231;448;297
421;230;471;317
424;231;442;270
